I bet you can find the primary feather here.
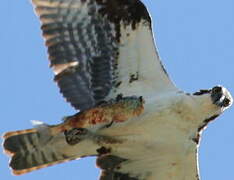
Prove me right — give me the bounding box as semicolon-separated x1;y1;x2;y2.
33;0;177;110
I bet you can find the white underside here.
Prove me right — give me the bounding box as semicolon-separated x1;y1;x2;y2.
99;91;222;180
107;20;178;101
102;22;223;179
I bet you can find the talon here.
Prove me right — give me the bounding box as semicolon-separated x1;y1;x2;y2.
105;121;114;128
64;128;88;145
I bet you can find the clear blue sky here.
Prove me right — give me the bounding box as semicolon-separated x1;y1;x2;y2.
1;0;233;179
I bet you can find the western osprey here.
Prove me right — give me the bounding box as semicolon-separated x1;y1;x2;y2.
3;0;233;179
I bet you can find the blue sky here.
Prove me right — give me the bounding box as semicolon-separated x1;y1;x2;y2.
1;0;233;179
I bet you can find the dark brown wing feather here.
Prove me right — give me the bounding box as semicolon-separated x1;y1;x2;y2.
32;0;151;111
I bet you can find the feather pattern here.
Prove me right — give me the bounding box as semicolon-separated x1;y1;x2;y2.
32;0;177;111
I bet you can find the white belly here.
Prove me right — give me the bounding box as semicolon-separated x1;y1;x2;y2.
99;92;200;180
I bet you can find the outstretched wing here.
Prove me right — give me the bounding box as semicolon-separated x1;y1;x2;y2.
32;0;177;111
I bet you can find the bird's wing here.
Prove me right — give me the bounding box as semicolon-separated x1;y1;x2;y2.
97;152;199;180
32;0;178;111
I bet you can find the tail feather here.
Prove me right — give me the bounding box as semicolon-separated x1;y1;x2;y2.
3;128;81;175
4;130;39;155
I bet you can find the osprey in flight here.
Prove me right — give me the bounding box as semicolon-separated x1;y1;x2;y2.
3;0;233;179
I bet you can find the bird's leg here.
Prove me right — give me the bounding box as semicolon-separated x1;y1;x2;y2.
104;120;114;128
64;127;123;146
64;128;88;145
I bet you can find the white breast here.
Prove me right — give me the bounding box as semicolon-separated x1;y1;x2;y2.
99;92;204;180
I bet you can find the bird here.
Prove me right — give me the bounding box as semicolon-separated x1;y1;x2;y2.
3;0;233;179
